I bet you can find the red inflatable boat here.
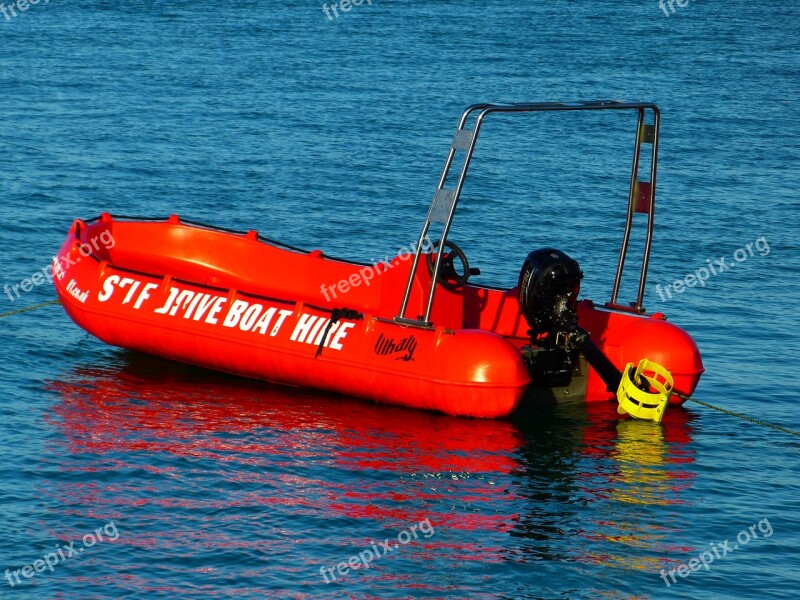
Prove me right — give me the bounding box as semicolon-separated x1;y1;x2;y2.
54;101;704;418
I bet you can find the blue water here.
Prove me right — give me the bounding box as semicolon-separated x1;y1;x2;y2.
2;1;799;598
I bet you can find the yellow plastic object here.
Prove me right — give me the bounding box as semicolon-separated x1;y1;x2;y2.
616;359;674;423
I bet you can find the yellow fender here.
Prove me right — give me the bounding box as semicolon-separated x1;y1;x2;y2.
617;359;674;423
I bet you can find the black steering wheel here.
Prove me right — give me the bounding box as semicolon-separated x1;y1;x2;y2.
425;240;472;289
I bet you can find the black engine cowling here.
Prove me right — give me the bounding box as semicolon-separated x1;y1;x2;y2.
517;248;583;340
517;249;583;385
517;249;627;392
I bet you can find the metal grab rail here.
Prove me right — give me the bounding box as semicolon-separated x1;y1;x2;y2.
609;107;660;313
395;101;661;327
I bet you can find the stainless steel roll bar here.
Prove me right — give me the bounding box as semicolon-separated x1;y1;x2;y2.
395;100;660;327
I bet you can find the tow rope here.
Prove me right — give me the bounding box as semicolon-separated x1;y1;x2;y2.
0;298;60;319
615;358;800;436
676;392;800;437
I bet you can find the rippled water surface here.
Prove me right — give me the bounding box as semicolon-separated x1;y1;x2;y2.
1;1;799;598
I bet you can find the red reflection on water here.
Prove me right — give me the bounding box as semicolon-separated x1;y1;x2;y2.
48;355;526;478
46;353;697;591
47;354;526;572
44;354;538;596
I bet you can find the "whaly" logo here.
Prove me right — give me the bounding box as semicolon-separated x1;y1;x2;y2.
374;333;417;362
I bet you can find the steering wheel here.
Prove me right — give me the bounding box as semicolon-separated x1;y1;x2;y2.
425;240;472;289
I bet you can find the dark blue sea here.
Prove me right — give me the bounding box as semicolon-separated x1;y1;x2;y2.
1;1;799;598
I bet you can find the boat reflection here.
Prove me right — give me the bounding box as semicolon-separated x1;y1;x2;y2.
47;351;696;593
516;401;698;574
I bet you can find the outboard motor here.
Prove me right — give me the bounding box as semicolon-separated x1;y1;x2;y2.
518;249;583;341
517;249;584;385
518;248;626;392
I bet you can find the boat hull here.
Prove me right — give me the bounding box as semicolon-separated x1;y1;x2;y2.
53;215;703;417
54;219;531;418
